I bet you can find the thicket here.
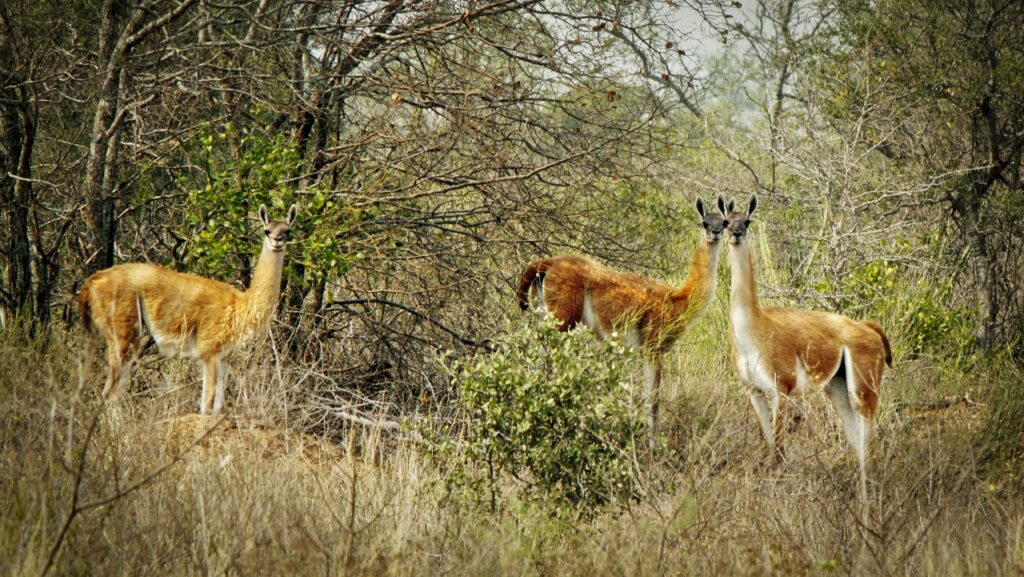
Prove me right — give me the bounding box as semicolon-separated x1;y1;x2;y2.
2;0;1024;573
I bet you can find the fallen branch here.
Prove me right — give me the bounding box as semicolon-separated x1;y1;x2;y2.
892;393;978;413
323;407;425;443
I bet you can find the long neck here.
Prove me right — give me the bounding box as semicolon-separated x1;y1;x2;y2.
242;243;285;327
673;236;721;309
728;239;761;322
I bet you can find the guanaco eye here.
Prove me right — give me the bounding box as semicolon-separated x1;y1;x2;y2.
264;229;271;236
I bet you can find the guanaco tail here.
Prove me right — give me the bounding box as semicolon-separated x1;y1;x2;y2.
517;196;726;442
722;195;892;502
78;204;297;414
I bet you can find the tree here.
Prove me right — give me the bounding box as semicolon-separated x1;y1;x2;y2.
695;0;914;316
169;1;710;372
822;0;1024;354
0;0;713;394
80;0;198;275
0;1;33;319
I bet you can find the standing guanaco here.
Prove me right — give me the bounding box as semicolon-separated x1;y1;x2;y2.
722;195;891;501
79;204;297;414
518;197;726;441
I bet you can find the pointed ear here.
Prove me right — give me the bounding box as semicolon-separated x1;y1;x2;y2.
747;195;758;217
286;204;298;227
727;198;736;213
716;194;727;215
695;197;706;218
259;204;269;227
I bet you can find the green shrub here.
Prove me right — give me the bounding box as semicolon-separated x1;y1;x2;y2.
890;277;973;359
438;319;646;514
183;122;303;279
980;355;1024;488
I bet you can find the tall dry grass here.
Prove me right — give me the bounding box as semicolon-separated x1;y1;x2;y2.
1;300;1022;576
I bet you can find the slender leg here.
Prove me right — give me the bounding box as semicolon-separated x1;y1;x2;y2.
212;359;229;414
826;377;869;503
774;394;789;460
103;347;123;398
103;336;135;400
750;388;782;463
200;357;218;415
643;356;662;448
858;419;872;504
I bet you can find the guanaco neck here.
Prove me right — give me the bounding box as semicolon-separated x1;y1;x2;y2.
728;238;761;325
672;236;721;311
241;241;286;328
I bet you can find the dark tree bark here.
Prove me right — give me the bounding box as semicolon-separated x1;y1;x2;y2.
952;36;1022;354
0;3;34;318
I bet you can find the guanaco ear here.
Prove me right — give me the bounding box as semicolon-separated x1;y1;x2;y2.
716;194;727;215
695;197;706;218
747;195;758;217
258;204;270;227
286;204;298;227
727;198;736;213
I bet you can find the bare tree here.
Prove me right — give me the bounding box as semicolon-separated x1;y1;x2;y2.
80;0;198;275
153;1;710;385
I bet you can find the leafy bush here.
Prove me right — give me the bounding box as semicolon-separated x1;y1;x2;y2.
438;319;646;514
848;258;973;360
183;122;302;278
896;278;973;358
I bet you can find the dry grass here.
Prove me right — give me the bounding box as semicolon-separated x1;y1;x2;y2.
1;318;1022;577
155;414;345;463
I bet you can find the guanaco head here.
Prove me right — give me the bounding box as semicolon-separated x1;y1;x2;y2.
696;195;727;243
718;195;757;246
259;204;298;253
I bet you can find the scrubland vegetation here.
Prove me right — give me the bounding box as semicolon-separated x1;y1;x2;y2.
2;292;1023;576
3;0;1024;575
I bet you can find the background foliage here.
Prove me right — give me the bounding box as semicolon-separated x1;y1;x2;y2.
2;0;1024;574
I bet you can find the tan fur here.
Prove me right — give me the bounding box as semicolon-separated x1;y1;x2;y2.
78;204;297;414
724;196;890;501
518;205;725;443
732;302;888;416
519;242;717;352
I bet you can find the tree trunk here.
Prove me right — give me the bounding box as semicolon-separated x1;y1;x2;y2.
958;190;997;354
0;5;34;318
82;0;127;275
81;0;197;275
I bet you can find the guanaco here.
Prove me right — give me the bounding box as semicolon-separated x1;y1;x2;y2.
722;195;891;501
517;196;726;440
78;204;297;414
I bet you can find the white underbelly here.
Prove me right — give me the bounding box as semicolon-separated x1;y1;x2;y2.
152;331;199;358
581;291;598;331
795;351;844;395
793;357;814;395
